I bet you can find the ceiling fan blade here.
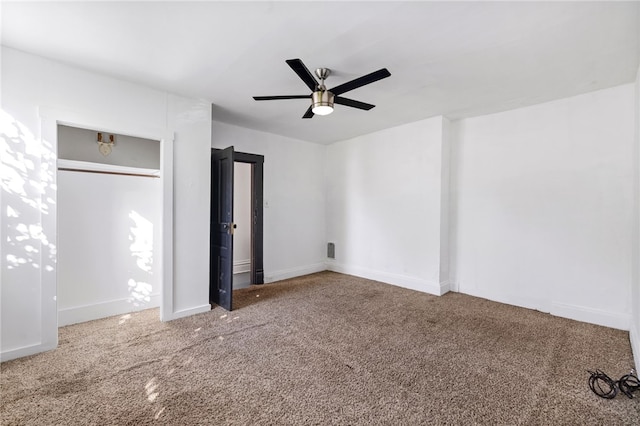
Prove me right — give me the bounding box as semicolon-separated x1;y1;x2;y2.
329;68;391;96
253;95;310;101
302;105;314;119
334;97;375;110
286;59;318;92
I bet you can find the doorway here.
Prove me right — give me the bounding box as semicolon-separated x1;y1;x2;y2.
210;147;264;311
233;162;252;289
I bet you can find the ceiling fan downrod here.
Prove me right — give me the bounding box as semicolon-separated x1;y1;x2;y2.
315;68;331;91
312;68;334;115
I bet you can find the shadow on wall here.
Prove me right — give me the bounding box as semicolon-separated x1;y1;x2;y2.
1;109;56;273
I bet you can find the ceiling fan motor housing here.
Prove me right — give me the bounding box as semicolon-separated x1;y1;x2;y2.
312;90;335;115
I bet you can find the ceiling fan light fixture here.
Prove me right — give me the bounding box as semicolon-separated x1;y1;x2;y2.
312;90;334;116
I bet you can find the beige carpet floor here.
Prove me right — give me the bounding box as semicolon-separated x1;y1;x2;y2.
1;271;638;425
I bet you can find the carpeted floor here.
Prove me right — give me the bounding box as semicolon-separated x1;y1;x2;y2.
1;271;638;425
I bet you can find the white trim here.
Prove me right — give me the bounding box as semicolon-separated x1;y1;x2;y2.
168;304;212;321
38;112;60;355
41;106;166;141
160;132;174;322
0;342;57;363
57;159;160;176
550;302;631;331
630;323;640;373
233;259;251;274
458;285;549;313
327;262;448;296
265;263;327;283
58;294;161;326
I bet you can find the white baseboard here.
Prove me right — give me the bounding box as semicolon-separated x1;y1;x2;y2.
460;286;546;313
631;323;640;373
166;304;212;321
327;262;449;296
264;263;327;283
551;302;631;331
58;294;161;326
233;259;251;274
1;341;57;363
453;285;632;332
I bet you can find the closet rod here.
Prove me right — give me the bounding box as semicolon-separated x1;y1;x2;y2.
58;167;160;178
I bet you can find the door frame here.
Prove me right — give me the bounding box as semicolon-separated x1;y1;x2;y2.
234;151;265;285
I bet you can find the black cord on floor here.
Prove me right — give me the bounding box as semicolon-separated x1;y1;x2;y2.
618;372;640;399
588;369;639;399
588;370;618;399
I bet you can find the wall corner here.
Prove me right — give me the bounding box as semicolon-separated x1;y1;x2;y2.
438;117;452;285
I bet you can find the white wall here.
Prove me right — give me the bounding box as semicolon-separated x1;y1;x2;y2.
211;122;326;282
451;84;635;330
233;162;252;289
325;117;450;295
632;65;640;371
57;170;161;325
1;47;211;361
167;96;211;315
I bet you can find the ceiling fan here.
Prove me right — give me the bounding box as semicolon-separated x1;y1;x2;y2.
253;58;391;119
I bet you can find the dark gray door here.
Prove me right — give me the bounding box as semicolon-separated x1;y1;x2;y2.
210;146;234;310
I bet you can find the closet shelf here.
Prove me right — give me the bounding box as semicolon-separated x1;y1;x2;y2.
57;159;160;177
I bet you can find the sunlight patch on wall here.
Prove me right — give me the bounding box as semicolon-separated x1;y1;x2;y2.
127;278;152;306
127;210;154;306
129;210;153;273
1;109;56;272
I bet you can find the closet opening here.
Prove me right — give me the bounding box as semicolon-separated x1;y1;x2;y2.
56;124;162;326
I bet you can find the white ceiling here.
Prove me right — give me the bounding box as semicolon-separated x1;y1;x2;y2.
2;1;639;144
